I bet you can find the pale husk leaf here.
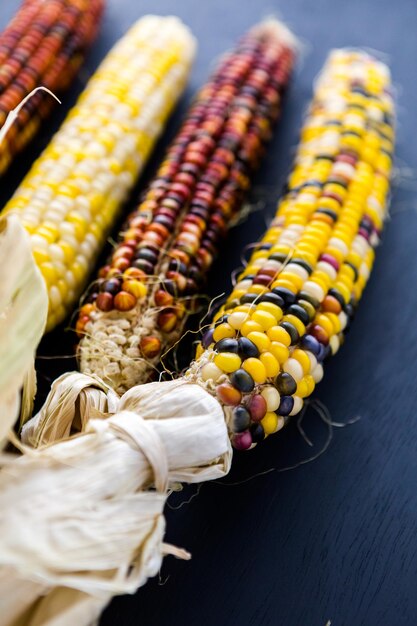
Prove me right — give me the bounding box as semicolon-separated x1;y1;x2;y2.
0;216;48;447
0;380;231;625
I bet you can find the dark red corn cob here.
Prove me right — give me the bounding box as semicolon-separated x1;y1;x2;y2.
77;19;298;394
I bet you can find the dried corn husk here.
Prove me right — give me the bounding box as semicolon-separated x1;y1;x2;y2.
0;215;47;446
1;380;231;625
0;218;234;626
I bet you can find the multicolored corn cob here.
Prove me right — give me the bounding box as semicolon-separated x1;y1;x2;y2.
186;49;395;449
0;0;104;175
4;16;196;332
76;20;297;394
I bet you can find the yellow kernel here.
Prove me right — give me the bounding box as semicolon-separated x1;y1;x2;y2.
261;411;278;435
248;284;267;295
213;309;225;323
71;261;85;284
246;331;271;353
247;285;268;296
241;320;264;336
282;314;306;336
32;248;49;264
56;279;68;300
292;348;311;374
270;244;292;256
228;288;246;301
67;212;88;228
296;374;316;398
59;241;76;264
270;341;290;364
122;279;147;299
256;301;283;321
233;304;253;313
296;378;309;398
196;343;204;360
272;278;297;293
72;220;88;242
278;270;303;291
251;309;276;330
313;270;332;289
37;226;57;244
304;374;315;396
39;262;57;287
213;323;236;342
21;221;36;234
324;312;341;333
334;282;351;303
267;325;291;346
314;313;334;336
259;352;279;378
214;352;242;373
242;357;267;384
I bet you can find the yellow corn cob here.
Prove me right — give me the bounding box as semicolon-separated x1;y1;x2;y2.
187;49;395;449
4;15;195;332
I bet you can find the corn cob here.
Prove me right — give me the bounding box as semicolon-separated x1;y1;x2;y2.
4;16;196;332
0;0;104;175
76;20;297;394
185;49;395;450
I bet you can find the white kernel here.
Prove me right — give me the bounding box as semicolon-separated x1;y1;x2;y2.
316;260;337;281
283;358;304;382
339;311;348;330
329;334;340;355
228;311;249;330
261;386;280;412
305;351;317;372
285;263;309;282
312;363;324;383
302;280;325;302
289;396;303;416
49;286;62;309
201;362;223;383
31;234;49;250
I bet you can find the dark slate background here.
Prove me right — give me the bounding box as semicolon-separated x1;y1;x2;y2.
1;1;417;625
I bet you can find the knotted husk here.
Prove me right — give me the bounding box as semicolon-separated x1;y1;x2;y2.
1;380;231;625
0;215;48;447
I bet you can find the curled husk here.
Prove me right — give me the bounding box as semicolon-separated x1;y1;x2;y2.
0;215;47;446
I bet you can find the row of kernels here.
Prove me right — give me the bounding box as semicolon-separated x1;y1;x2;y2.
194;50;394;450
78;23;296;367
5;17;196;331
0;0;104;174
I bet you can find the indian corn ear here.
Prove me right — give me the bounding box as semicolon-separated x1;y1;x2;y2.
4;15;196;331
186;49;395;449
0;0;104;175
77;19;297;394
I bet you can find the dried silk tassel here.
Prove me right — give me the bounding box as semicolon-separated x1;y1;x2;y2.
76;19;298;394
3;49;394;626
